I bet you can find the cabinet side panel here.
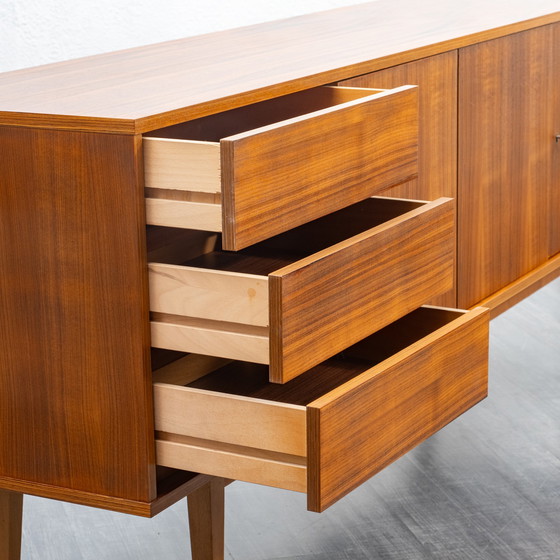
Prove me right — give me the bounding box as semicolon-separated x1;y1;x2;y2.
340;51;458;307
458;26;554;307
0;127;155;503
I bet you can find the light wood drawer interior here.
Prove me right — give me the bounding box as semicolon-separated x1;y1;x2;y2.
143;85;418;250
149;196;454;383
154;306;489;512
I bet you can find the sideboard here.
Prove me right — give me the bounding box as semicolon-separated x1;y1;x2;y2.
0;1;558;558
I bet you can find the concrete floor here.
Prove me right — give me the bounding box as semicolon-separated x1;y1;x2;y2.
21;278;560;559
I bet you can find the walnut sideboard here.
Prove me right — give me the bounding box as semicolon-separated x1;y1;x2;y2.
0;1;559;558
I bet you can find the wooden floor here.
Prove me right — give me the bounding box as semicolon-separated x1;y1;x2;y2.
21;279;560;559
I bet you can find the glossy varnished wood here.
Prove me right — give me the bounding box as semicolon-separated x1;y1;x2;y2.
458;24;557;308
0;1;558;132
219;87;417;250
0;126;155;511
269;197;454;382
340;52;458;307
550;23;560;258
340;52;457;203
0;490;22;560
306;307;489;512
477;252;560;318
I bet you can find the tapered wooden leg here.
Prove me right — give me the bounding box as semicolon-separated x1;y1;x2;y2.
0;490;23;560
187;478;225;560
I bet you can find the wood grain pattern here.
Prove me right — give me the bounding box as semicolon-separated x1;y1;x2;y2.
149;264;269;326
152;306;489;511
0;471;213;518
156;436;307;493
340;51;458;308
550;23;560;258
146;86;384;144
150;315;269;363
306;307;489;512
0;489;22;560
340;51;457;203
153;383;307;456
143;85;417;249
476;252;560;318
458;25;556;308
153;354;232;386
220;86;418;250
145;198;222;231
187;478;226;560
270;197;454;382
0;0;558;132
0;127;155;509
143;138;220;193
14;281;560;559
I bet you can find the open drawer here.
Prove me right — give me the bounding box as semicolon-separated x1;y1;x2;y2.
143;85;418;250
153;306;489;512
149;196;454;383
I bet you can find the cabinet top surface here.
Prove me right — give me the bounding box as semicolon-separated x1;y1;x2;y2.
1;0;559;133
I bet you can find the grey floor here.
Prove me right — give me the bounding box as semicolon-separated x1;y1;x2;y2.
21;279;560;560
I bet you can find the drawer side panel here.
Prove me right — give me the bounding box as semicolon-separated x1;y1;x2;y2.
153;383;306;456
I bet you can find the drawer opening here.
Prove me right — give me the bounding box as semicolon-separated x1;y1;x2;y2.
148;196;426;362
154;197;426;275
153;305;489;510
143;85;418;250
148;196;455;381
154;306;467;407
146;86;384;143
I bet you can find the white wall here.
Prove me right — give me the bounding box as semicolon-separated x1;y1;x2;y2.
0;0;372;72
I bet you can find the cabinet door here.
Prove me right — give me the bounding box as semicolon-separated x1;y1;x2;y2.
458;24;558;308
551;23;560;258
339;51;457;202
340;52;458;307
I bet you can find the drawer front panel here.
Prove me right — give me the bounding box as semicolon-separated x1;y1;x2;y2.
270;197;454;382
223;86;418;250
306;307;489;512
